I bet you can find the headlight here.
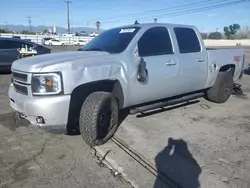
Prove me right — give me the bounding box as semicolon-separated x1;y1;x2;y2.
31;73;63;95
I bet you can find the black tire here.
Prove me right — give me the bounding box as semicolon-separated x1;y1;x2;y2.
205;70;234;103
61;43;65;46
79;91;119;146
49;43;52;46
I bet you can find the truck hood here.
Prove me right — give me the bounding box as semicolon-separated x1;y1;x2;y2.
11;51;111;72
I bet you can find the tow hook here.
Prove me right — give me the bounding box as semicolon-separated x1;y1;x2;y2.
232;83;243;95
19;113;27;119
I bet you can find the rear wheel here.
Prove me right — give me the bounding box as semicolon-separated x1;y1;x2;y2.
61;43;65;46
49;43;52;46
79;91;119;146
205;70;234;103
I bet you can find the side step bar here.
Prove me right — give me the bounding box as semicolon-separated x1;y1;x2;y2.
129;92;205;115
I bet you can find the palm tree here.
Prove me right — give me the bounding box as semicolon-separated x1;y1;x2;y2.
96;21;100;34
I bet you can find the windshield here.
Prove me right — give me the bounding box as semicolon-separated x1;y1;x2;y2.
81;26;140;54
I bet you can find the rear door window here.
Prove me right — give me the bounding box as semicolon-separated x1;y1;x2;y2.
174;27;201;53
0;40;4;49
2;40;34;49
138;27;173;57
5;40;23;49
1;40;27;49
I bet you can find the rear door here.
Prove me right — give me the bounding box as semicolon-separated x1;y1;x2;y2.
173;27;208;93
129;26;181;105
0;39;21;69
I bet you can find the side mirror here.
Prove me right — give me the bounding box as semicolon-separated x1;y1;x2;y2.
137;57;148;82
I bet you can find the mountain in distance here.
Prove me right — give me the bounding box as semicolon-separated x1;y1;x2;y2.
0;24;105;34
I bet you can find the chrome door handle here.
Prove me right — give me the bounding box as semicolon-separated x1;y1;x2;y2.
197;58;205;62
166;60;177;66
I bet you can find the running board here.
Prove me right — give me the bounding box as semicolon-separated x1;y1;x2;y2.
129;92;205;115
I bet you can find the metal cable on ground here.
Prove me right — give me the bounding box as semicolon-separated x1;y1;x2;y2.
111;136;182;188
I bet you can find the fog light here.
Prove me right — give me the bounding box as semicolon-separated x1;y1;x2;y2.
36;116;45;124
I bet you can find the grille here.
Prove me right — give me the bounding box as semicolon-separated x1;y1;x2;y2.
13;83;28;95
12;72;28;83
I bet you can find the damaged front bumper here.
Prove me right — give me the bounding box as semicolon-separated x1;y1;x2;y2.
8;83;71;130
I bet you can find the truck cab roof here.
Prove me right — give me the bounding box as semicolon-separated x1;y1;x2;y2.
111;22;197;30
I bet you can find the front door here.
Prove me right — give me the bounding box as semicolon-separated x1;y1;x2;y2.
129;26;181;106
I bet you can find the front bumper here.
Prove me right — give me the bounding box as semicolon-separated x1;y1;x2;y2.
8;84;71;129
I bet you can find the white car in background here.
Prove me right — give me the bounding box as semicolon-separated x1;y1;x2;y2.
90;32;99;37
44;39;66;46
61;33;75;37
74;40;88;46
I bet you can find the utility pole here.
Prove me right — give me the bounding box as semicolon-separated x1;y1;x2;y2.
5;22;8;31
64;0;71;33
27;16;32;32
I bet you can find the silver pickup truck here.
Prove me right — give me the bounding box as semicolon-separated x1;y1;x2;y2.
8;23;245;146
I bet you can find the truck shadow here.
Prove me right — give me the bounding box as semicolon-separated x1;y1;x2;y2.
136;100;199;118
41;100;200;136
0;100;200;138
154;138;201;188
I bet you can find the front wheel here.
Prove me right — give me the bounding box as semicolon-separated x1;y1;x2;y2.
61;43;65;46
79;91;119;146
205;70;234;103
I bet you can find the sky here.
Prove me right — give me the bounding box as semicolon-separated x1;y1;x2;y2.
0;0;250;32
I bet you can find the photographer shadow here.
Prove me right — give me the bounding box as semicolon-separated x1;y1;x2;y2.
154;138;201;188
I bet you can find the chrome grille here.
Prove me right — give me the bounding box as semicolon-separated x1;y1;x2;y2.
13;83;28;95
12;72;28;83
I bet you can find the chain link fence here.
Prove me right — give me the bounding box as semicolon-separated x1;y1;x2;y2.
0;33;94;45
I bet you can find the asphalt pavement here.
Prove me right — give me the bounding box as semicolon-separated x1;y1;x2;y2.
0;46;132;188
96;47;250;188
0;46;250;188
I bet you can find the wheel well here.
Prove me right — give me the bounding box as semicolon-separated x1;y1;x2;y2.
219;64;235;76
66;80;124;133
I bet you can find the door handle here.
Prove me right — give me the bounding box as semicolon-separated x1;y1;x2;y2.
166;60;177;66
197;58;205;62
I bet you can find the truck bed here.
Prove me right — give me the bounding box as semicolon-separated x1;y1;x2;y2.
206;48;245;87
206;47;243;50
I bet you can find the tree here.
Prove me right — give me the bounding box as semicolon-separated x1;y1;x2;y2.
20;30;35;35
200;32;208;39
208;31;222;39
96;21;100;34
0;28;7;33
20;30;30;34
224;24;240;39
42;29;48;34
